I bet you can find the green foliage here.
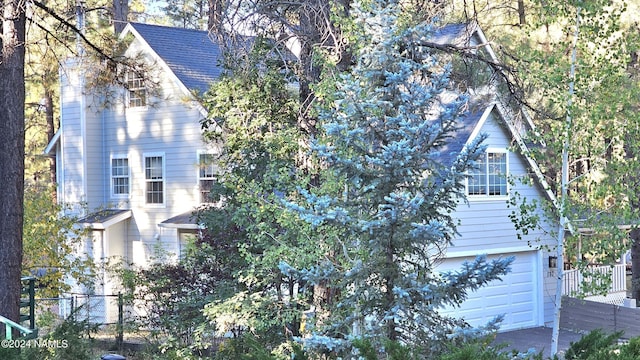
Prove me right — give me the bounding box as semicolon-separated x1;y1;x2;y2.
108;235;223;354
214;333;308;360
438;342;539;360
544;329;640;360
160;0;208;29
352;338;420;360
22;183;94;297
199;37;318;352
564;329;622;360
19;316;96;360
0;347;21;360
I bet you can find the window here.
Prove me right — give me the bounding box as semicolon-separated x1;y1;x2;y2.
111;156;129;197
126;70;146;107
468;151;508;197
145;154;164;205
198;153;217;203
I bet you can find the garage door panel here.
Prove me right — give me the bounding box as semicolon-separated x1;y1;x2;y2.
438;251;539;331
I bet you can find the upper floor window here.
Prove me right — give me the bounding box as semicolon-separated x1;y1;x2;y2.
111;156;129;197
468;151;508;197
198;153;217;203
145;154;164;205
126;70;147;108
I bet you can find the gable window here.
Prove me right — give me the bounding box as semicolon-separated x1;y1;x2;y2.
468;151;508;197
198;153;217;203
144;154;164;205
126;70;147;108
111;156;129;197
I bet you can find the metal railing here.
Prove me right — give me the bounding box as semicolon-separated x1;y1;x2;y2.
0;277;38;340
0;315;37;340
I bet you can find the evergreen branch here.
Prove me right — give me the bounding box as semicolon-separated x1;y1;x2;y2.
31;0;118;64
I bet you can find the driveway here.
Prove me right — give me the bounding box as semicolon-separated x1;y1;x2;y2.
493;327;584;359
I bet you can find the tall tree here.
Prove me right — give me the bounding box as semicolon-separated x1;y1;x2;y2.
282;2;512;357
207;0;351;139
0;0;26;323
199;39;319;346
113;0;130;34
163;0;208;28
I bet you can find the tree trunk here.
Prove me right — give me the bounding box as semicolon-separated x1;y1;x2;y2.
44;89;57;197
517;0;526;25
207;0;225;41
112;0;129;34
0;0;26;323
551;6;580;357
297;0;326;138
627;228;640;305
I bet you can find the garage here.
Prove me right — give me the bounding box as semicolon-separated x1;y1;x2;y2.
437;251;541;331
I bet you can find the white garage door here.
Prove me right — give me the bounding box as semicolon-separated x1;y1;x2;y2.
438;251;540;331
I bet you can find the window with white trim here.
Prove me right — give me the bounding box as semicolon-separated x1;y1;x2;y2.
126;70;147;108
198;153;217;203
468;151;508;196
144;154;164;205
111;156;129;197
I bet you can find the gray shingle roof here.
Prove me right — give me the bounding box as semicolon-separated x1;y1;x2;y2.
431;23;473;47
130;22;225;94
79;209;130;224
437;105;487;166
159;210;199;229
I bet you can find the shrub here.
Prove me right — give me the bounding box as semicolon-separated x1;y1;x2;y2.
564;329;622;360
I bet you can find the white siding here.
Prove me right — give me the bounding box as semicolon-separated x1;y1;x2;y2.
59;48;211;268
84;102;106;209
104;81;206;265
59;60;87;215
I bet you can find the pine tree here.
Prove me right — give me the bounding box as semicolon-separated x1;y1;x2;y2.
282;2;513;357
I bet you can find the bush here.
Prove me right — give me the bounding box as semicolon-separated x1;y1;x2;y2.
564;329;622;360
561;329;640;360
214;333;308;360
0;316;97;360
438;341;542;360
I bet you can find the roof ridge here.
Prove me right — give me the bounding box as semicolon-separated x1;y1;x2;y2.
130;22;209;34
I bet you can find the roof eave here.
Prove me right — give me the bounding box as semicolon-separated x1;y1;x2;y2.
44;129;61;155
83;210;132;230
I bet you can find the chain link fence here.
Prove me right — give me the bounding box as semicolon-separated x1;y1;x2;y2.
35;294;127;346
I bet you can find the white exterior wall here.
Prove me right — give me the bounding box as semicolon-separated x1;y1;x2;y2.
445;109;556;327
59;39;213;270
59;60;87;215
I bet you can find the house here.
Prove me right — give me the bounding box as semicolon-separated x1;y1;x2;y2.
436;101;557;331
46;21;561;331
426;23;560;331
44;23;226;321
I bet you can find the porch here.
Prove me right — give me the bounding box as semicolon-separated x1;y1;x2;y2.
562;264;628;305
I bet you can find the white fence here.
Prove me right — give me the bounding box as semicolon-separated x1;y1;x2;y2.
563;264;626;297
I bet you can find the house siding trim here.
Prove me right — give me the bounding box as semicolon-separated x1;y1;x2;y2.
445;245;535;258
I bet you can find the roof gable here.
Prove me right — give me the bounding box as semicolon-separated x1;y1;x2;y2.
122;23;225;94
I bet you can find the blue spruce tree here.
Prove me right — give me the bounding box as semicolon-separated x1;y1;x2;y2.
283;1;514;357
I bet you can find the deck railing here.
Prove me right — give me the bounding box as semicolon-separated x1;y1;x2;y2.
0;315;37;340
563;264;627;297
0;277;39;340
